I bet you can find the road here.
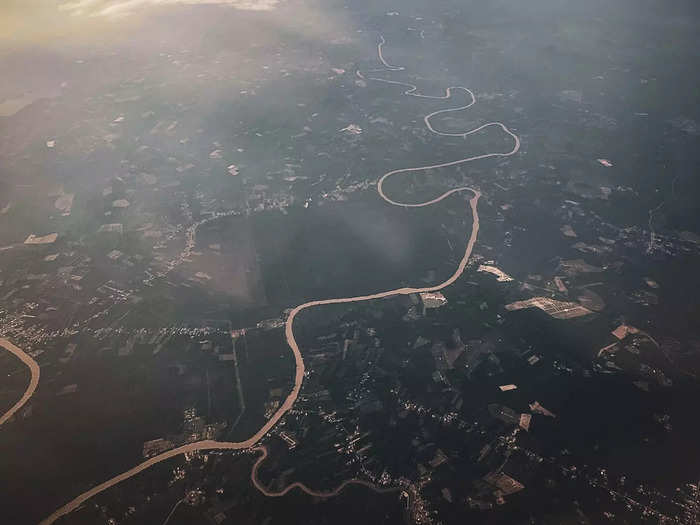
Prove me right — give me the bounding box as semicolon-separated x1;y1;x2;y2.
39;35;519;524
0;337;40;427
161;498;184;525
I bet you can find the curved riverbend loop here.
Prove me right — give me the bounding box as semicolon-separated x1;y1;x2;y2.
376;34;405;71
40;36;519;524
251;446;399;497
0;338;40;428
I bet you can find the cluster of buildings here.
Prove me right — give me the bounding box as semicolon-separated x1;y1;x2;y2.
142;406;226;459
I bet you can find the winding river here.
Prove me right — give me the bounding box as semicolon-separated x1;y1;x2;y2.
38;36;520;524
0;338;40;427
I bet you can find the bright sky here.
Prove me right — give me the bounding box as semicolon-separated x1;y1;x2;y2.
0;0;280;46
59;0;280;17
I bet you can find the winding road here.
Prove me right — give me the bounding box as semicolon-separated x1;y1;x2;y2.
39;36;520;524
0;337;40;427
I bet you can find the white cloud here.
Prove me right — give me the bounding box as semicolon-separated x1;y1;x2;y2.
59;0;280;17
